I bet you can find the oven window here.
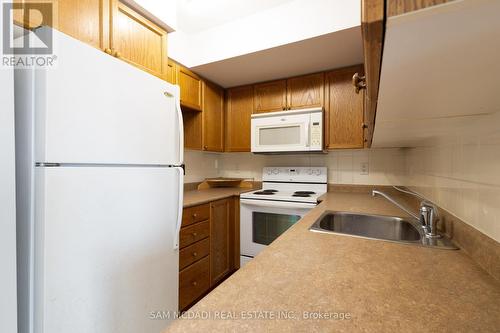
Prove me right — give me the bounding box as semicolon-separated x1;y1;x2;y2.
259;126;301;146
252;212;301;245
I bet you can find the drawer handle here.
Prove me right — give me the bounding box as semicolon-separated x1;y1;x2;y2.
192;281;197;286
192;213;198;219
192;232;198;237
192;252;198;257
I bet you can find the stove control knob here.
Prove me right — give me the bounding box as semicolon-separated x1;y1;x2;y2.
306;169;312;175
313;169;322;176
272;168;279;175
266;169;273;175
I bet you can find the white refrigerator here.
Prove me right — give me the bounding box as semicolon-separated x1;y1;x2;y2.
15;28;184;333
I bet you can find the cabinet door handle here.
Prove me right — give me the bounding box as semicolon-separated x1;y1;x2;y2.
352;73;366;93
192;281;198;286
203;145;208;150
192;252;198;257
104;48;113;55
192;213;197;219
192;232;198;237
113;50;121;58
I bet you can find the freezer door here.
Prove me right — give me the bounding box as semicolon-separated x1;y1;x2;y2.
29;28;183;165
33;166;181;333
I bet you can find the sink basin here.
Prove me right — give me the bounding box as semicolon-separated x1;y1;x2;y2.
310;211;458;249
311;212;421;243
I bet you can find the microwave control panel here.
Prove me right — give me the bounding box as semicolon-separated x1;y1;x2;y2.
309;110;323;149
310;122;322;147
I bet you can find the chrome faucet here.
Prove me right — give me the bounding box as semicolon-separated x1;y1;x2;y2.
372;190;441;239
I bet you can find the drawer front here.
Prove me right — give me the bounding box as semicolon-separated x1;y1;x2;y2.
182;204;210;227
180;221;210;249
179;256;210;310
179;238;210;270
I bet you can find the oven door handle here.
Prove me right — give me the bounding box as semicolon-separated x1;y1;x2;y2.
240;199;316;209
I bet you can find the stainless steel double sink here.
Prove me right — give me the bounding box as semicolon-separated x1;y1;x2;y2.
310;211;457;249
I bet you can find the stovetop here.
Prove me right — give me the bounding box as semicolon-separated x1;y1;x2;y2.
240;167;328;204
241;188;326;204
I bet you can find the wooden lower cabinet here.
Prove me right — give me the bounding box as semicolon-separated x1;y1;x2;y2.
179;256;210;310
179;238;210;270
210;199;231;285
179;198;238;311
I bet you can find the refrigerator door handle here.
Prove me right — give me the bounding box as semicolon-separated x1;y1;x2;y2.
173;166;184;250
165;85;184;165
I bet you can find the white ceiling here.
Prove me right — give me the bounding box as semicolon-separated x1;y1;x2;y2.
176;0;292;33
373;0;500;148
191;27;363;88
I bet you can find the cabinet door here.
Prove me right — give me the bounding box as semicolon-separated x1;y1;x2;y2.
254;80;287;113
225;85;254;152
210;199;231;286
202;81;224;152
325;66;365;149
13;0;110;51
166;59;177;84
110;0;168;80
287;73;324;110
58;0;110;50
177;66;203;111
182;111;202;150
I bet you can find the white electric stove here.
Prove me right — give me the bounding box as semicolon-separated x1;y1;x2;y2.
239;167;327;266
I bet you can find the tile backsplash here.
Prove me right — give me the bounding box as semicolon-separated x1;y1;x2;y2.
185;138;500;242
405;138;500;243
184;148;407;185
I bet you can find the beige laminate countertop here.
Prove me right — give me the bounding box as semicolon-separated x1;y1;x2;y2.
183;187;255;208
168;192;500;332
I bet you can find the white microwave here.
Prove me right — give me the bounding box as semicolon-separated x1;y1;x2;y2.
251;107;323;153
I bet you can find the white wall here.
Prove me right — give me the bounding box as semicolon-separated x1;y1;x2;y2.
0;67;18;332
123;0;178;31
170;0;360;67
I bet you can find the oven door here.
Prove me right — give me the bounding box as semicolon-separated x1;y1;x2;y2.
240;199;315;260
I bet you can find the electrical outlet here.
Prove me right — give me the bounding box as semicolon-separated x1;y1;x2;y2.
360;162;369;175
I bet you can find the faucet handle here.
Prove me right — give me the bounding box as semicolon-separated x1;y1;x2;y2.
419;203;441;239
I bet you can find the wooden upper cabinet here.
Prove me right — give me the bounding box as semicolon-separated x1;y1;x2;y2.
58;0;110;50
387;0;455;17
13;0;110;50
225;85;254;152
210;199;231;286
183;111;202;150
166;59;177;84
362;0;384;148
202;82;224;152
254;80;287;113
286;73;324;110
110;0;168;80
177;65;203;111
325;66;365;149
